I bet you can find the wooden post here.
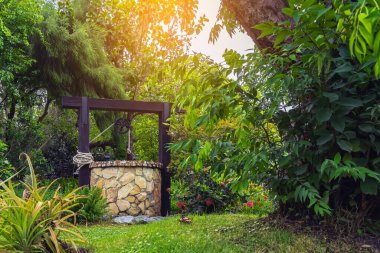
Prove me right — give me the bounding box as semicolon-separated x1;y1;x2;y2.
78;97;90;187
159;102;171;216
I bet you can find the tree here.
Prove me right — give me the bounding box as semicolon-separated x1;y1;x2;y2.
215;0;288;49
32;1;126;100
68;0;207;157
0;0;43;123
173;0;380;226
78;0;205;100
0;0;205;166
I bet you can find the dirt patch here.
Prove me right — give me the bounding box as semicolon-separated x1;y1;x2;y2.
259;214;380;253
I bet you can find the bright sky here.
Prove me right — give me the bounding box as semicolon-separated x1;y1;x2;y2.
189;0;254;63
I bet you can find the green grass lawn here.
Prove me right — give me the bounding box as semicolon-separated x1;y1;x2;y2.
78;214;352;253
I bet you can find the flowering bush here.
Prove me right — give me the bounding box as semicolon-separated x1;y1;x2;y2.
170;167;276;215
170;168;241;214
241;184;274;216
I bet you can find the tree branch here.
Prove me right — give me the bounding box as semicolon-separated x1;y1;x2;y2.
90;139;114;149
38;98;52;123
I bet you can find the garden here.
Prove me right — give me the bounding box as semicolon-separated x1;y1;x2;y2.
1;0;380;252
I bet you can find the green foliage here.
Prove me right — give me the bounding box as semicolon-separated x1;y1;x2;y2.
0;154;84;252
0;0;43;97
2;102;46;170
170;168;241;214
34;1;126;99
321;153;380;195
133;114;159;161
75;186;108;223
33;177;78;200
258;0;380;219
30;148;51;178
209;3;242;44
339;0;380;77
170;52;279;195
173;0;380;225
0;141;13;181
240;184;274;217
42;110;78;178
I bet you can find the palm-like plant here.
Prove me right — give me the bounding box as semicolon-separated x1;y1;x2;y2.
0;153;85;252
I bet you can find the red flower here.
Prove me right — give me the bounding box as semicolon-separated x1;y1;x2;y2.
247;201;254;207
205;198;214;207
263;195;268;201
177;201;185;209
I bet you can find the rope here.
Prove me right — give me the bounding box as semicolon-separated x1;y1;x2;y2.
127;128;132;155
73;122;114;174
90;123;115;144
73;152;94;175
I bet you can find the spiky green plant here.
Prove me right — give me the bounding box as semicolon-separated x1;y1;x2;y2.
0;153;85;252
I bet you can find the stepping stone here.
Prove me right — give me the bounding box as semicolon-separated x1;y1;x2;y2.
113;215;165;225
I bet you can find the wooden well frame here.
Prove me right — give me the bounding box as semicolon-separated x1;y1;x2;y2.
62;96;171;216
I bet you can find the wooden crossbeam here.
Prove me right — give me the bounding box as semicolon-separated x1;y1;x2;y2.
62;96;164;113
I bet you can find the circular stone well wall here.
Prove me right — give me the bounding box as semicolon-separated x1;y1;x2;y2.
90;160;162;216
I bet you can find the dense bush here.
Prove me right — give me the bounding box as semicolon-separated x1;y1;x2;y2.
172;0;380;230
170;168;241;214
41;133;77;178
170;167;274;216
255;0;380;221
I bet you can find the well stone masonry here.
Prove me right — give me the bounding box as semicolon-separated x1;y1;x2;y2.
90;160;162;216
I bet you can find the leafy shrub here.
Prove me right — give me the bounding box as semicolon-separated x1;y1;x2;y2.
171;169;275;216
12;176;107;223
254;0;380;220
42;133;77;178
74;186;108;223
0;154;85;252
170;168;243;214
0;141;14;181
172;0;380;227
14;176;107;223
13;177;78;200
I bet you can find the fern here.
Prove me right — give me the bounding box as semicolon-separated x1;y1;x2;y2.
321;153;380;196
76;187;108;223
321;153;380;183
294;182;332;216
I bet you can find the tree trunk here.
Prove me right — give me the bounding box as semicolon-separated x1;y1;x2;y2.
222;0;288;50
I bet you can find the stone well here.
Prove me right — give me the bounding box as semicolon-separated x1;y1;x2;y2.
90;160;162;216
